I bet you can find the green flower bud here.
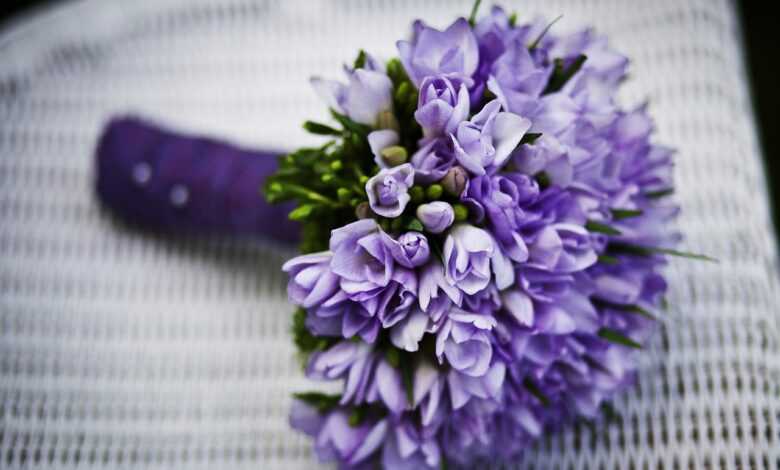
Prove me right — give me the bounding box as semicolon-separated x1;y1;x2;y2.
380;146;408;167
337;188;352;203
425;184;443;200
376;110;400;132
330;160;343;172
409;186;425;204
453;203;469;222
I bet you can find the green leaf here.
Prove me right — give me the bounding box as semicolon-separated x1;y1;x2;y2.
535;171;551;189
292;391;341;413
348;407;365;426
519;132;542;145
644;188;674;199
653;248;718;262
385;347;401;368
522;377;550;406
330;109;372;136
288;204;316;221
591;299;657;321
586;220;622;236
508;11;518;27
528;14;563;50
292;308;331;354
406;218;424;232
610;208;643;220
543;54;587;94
597;254;619;265
303;121;341;136
468;0;483;26
597;328;642;349
608;242;717;263
353;49;367;69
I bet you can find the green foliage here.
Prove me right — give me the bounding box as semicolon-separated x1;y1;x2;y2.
543;54;587;94
597;328;642;349
522;377;550;406
610;208;643;220
520;132;542;145
585;220;622;236
293;391;342;413
292;308;331;355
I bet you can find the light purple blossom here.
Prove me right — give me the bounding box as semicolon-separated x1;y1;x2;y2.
365;163;415;218
282;251;339;308
443;224;514;295
435;308;496;377
311;68;393;127
415;75;470;137
416;201;455;234
382;231;431;268
397;17;479;86
410;137;457;183
451;100;531;175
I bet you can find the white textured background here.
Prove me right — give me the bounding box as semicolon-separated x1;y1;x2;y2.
1;0;779;468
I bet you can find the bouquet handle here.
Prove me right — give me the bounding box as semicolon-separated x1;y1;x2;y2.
95;117;299;244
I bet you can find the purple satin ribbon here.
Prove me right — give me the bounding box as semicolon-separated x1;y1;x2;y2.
95;117;299;244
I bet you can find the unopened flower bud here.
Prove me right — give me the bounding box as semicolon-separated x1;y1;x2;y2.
452;203;469;222
441;166;468;196
380;146;408;167
376;110;400;132
425;184;443;200
355;202;372;219
416;201;455;234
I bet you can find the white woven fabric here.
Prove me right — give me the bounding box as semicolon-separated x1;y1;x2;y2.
1;0;779;468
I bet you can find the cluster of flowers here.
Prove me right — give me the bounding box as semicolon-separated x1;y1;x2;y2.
266;4;683;468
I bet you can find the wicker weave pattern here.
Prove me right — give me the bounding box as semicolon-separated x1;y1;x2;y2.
1;1;778;468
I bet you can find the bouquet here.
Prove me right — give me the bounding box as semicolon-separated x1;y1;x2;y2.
263;2;706;468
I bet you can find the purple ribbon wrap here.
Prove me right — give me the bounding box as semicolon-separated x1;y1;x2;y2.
95;117;299;244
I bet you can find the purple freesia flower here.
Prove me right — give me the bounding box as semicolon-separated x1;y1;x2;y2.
416;201;455;234
435;308;496;377
451;100;531;175
382;417;442;469
382;231;431;268
290;404;388;466
282;251;340;308
311;68;393;127
443;224;514;295
487;36;552;116
397;18;479;86
320;219;418;338
366;163;415;218
307;341;408;415
465;174;534;263
410;137;457;183
415;75;470;137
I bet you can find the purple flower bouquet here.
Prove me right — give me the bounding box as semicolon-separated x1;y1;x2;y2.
263;3;706;468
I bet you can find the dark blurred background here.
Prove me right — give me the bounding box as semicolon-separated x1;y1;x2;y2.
1;0;778;235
